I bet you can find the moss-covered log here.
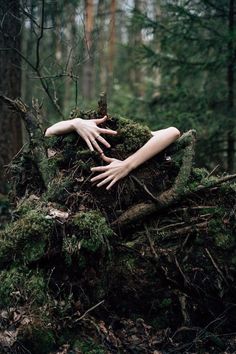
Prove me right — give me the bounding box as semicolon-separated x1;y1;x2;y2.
0;94;236;354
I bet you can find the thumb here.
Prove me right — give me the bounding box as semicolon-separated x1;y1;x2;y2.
95;115;108;125
101;153;113;163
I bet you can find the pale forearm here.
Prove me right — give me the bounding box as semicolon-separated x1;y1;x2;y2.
45;119;76;136
125;127;180;171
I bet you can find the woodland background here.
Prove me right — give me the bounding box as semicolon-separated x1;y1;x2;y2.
0;0;236;194
0;1;236;353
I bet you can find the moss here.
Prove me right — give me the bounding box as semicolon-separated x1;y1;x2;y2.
214;232;235;250
62;234;81;266
0;194;9;215
0;267;47;307
119;254;137;273
191;167;209;182
73;211;113;252
73;338;106;354
47;154;64;174
159;298;172;308
209;219;235;250
19;325;55;354
115;116;151;154
45;176;74;203
16;196;42;216
0;210;53;265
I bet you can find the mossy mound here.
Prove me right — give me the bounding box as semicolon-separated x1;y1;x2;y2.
0;96;236;353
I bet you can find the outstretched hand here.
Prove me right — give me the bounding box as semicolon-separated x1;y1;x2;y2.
73;115;117;153
90;154;132;190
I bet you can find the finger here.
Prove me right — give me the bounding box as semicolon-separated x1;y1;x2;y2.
85;137;94;152
100;154;113;163
97;175;113;187
91;138;103;154
96;135;111;148
106;178;118;190
91;166;108;172
98;128;117;135
95;115;107;124
90;171;109;182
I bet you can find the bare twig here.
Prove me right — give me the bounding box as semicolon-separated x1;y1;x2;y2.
75;300;104;322
205;248;229;286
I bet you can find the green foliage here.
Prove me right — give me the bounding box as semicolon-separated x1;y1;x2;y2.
0;210;53;265
214;232;235;250
115;116;151;153
45;176;74;203
20;326;55;354
73;338;106;354
73;211;113;252
0;194;9;215
0;267;47;307
159;298;172;309
209;219;235;250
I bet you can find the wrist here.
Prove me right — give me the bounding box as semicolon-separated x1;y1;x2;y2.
71;117;82;131
124;156;137;173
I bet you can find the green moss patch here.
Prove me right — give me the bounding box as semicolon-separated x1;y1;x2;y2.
0;210;53;265
72;211;113;252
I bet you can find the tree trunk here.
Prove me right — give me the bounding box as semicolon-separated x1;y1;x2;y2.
227;0;235;173
129;0;144;96
0;0;22;193
82;0;95;100
107;0;116;94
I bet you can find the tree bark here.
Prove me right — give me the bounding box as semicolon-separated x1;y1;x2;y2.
82;0;95;99
227;0;235;173
107;0;116;94
0;0;22;193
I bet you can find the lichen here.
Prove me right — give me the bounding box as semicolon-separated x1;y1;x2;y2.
72;211;113;252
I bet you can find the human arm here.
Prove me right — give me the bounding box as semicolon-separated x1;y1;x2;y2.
90;127;181;190
45;115;117;153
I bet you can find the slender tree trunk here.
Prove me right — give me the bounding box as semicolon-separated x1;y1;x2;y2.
227;0;235;173
94;0;107;95
64;3;77;110
107;0;116;94
129;0;144;96
0;0;22;193
82;0;94;100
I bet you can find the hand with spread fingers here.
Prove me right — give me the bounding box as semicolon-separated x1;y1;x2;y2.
90;154;132;190
90;126;181;189
45;115;117;154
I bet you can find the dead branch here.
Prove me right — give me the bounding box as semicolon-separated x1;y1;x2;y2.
0;95;52;187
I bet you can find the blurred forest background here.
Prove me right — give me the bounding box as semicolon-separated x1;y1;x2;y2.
0;0;236;193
